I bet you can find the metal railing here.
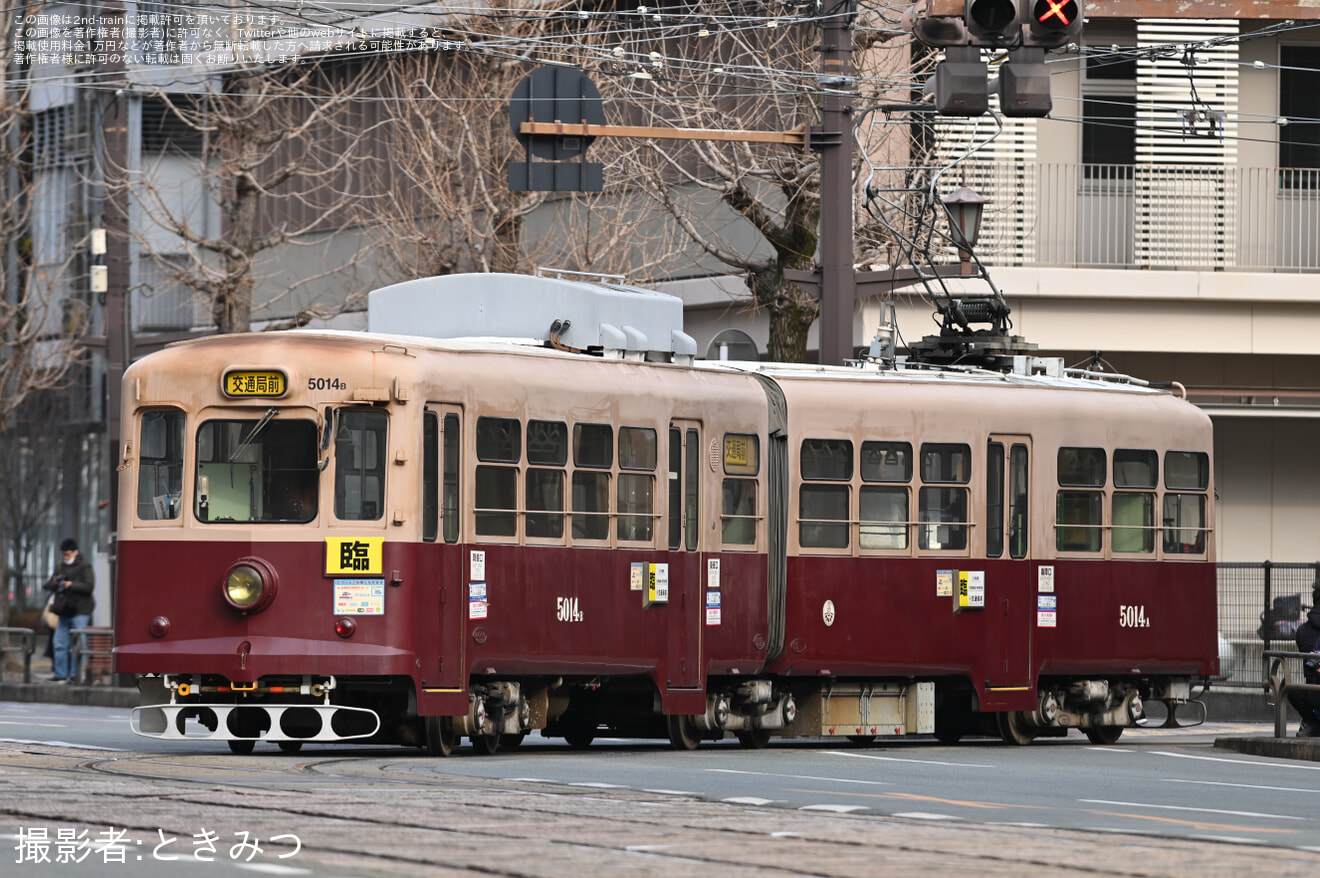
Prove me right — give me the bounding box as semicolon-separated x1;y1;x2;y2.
1265;649;1320;738
0;627;36;684
70;627;114;686
1217;562;1317;690
959;162;1320;273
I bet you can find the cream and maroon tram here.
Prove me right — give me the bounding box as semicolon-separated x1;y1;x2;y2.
115;273;1216;753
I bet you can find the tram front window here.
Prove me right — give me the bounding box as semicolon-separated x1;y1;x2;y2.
195;416;319;523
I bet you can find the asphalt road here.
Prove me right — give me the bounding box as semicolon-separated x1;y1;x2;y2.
2;701;1318;877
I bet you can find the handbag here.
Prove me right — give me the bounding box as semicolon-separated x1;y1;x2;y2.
41;596;59;630
50;589;77;618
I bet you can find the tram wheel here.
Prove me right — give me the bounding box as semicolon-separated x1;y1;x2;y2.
501;732;527;748
277;741;303;754
934;726;964;745
735;728;772;749
1084;725;1124;745
424;716;459;757
227;739;256;755
666;714;701;751
846;734;876;746
471;730;501;755
996;711;1038;746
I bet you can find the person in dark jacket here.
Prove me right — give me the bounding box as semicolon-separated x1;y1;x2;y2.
42;538;95;683
1288;581;1320;737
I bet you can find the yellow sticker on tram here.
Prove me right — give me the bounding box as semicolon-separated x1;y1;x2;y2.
326;537;384;576
223;370;287;397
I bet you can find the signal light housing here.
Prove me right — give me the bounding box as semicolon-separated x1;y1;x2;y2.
965;0;1021;45
1028;0;1083;48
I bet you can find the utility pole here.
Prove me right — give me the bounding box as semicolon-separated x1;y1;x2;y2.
814;0;857;368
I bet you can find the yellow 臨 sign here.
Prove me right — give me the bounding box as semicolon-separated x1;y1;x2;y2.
224;370;287;397
326;537;384;576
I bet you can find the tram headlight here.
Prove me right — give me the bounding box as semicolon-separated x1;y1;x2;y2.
222;557;278;614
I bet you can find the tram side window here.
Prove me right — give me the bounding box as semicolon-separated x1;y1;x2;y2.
799;438;852;549
526;420;567;539
474;416;520;537
138;410;184;520
442;414;460;543
423;413;438;541
918;443;969;551
1113;449;1157;554
573;423;612;540
1164;450;1209;554
618;427;656;542
333;411;386;522
1056;447;1106;552
721;433;759;546
860;441;910;550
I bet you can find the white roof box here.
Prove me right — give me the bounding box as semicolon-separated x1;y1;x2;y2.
367;272;698;364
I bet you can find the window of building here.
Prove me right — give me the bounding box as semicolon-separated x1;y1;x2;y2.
1082;23;1137;181
1281;45;1320;187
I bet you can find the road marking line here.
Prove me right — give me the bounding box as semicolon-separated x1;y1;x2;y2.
643;789;700;796
799;804;868;813
1191;836;1267;846
723;797;777;806
1164;778;1320;794
893;812;959;820
234;865;312;876
0;739;126;751
0;722;66;728
708;768;889;786
1150;750;1320;771
820;750;993;768
568;782;626;789
1079;799;1306;821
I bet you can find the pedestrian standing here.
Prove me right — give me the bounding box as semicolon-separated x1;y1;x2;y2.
43;539;95;683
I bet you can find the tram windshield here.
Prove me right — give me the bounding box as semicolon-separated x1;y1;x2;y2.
195;416;319;523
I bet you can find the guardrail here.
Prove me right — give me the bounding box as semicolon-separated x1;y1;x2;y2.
1265;649;1320;738
70;627;114;686
0;627;36;684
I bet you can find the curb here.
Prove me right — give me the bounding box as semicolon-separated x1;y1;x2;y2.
1214;736;1320;762
0;682;138;709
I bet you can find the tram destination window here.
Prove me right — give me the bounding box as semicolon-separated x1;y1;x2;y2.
1163;450;1209;554
618;427;657;542
918;443;969;551
721;433;759;546
1113;449;1157;554
139;409;184;520
475;416;520;537
1056;447;1106;552
799;439;852;548
196;414;319;523
861;441;911;550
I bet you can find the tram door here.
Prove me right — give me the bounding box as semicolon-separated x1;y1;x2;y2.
986;435;1031;689
423;405;465;690
666;422;703;690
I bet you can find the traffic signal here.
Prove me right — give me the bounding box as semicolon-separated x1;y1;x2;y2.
1027;0;1083;48
965;0;1021;45
997;48;1052;117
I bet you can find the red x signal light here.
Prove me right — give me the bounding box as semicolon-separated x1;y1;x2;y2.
1028;0;1083;47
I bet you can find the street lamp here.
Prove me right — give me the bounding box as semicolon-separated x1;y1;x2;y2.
941;186;989;276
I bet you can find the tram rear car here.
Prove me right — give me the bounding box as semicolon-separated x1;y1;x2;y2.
115;279;1216;753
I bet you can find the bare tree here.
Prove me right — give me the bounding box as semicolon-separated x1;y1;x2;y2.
599;7;926;362
0;0;85;626
111;54;388;335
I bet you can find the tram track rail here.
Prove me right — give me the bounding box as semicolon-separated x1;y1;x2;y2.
3;742;1314;877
